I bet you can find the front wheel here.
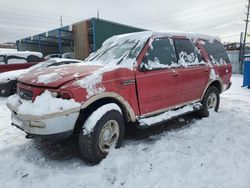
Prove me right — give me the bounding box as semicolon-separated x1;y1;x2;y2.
197;86;220;117
78;104;125;165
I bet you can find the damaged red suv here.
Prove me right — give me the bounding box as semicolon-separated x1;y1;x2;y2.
7;31;232;164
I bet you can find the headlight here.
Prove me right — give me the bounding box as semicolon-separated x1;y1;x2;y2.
51;91;58;97
51;91;71;99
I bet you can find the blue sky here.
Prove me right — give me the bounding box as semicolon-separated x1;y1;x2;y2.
0;0;246;43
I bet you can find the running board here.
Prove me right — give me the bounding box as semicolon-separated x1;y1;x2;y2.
137;103;202;129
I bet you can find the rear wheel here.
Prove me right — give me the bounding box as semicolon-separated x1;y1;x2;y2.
78;104;125;165
197;86;220;117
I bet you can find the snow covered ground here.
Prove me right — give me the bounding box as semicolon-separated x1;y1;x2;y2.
0;74;250;188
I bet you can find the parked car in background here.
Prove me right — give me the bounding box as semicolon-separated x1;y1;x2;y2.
0;51;44;73
44;52;75;60
44;54;61;60
0;58;83;96
7;31;232;165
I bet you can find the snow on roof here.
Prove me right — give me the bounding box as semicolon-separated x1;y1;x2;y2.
103;31;220;46
0;48;17;52
0;51;43;58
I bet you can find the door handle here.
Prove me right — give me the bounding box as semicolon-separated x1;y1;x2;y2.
172;74;178;77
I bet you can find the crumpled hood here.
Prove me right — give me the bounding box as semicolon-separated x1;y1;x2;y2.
18;64;103;88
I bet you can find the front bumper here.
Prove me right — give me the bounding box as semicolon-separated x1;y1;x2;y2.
7;103;80;139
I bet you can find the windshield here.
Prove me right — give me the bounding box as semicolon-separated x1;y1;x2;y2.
86;39;144;66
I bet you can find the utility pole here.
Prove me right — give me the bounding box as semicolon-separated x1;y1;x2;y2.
60;15;63;27
97;9;100;19
241;0;250;73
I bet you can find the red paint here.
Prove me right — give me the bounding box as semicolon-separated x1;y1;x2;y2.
0;62;38;73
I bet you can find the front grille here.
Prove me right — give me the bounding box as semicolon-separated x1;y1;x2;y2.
18;87;33;100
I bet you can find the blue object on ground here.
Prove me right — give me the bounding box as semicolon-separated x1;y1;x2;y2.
243;55;250;87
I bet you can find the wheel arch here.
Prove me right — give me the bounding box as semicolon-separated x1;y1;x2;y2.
201;79;223;99
73;92;136;133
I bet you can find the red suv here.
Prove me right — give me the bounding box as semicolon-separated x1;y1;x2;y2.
7;31;232;164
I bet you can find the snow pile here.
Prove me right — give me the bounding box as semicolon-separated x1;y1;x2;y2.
36;72;62;84
0;69;27;83
7;90;80;116
75;71;105;99
139;103;201;126
75;66;119;98
83;103;122;135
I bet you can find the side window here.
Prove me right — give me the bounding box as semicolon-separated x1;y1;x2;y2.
26;55;42;63
141;38;177;70
174;39;203;66
202;40;230;64
0;56;6;64
6;56;27;64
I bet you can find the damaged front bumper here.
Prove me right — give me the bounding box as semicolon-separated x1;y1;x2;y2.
6;102;80;139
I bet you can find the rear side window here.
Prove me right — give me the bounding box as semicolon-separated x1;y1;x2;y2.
202;40;230;64
174;39;203;66
6;56;27;64
141;38;178;70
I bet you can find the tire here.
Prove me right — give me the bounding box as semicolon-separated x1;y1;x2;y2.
9;81;17;95
197;86;220;117
78;105;125;165
4;80;17;96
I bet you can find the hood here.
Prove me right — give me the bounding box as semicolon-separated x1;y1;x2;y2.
18;64;103;88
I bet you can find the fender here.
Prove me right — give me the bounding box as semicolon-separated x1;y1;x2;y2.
201;78;224;99
80;92;137;122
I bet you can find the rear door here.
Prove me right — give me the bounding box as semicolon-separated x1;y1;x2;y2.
135;37;181;115
173;38;210;104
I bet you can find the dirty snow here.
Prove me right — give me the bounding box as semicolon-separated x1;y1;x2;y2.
139;103;201;126
7;90;80;116
0;74;250;188
83;103;122;135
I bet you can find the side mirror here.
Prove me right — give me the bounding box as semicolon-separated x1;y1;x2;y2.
140;55;149;72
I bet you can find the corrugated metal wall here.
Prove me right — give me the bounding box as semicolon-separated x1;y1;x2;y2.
92;19;145;50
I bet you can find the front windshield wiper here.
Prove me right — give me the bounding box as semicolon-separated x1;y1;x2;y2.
87;43;118;61
116;40;140;65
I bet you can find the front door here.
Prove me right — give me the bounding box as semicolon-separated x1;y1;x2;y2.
135;37;181;115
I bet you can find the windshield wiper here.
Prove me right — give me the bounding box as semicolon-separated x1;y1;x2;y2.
117;40;140;65
87;44;118;61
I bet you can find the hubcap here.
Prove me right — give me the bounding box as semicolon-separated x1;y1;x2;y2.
99;120;119;152
207;93;217;111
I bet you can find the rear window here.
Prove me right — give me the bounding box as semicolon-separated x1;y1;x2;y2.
202;40;230;64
